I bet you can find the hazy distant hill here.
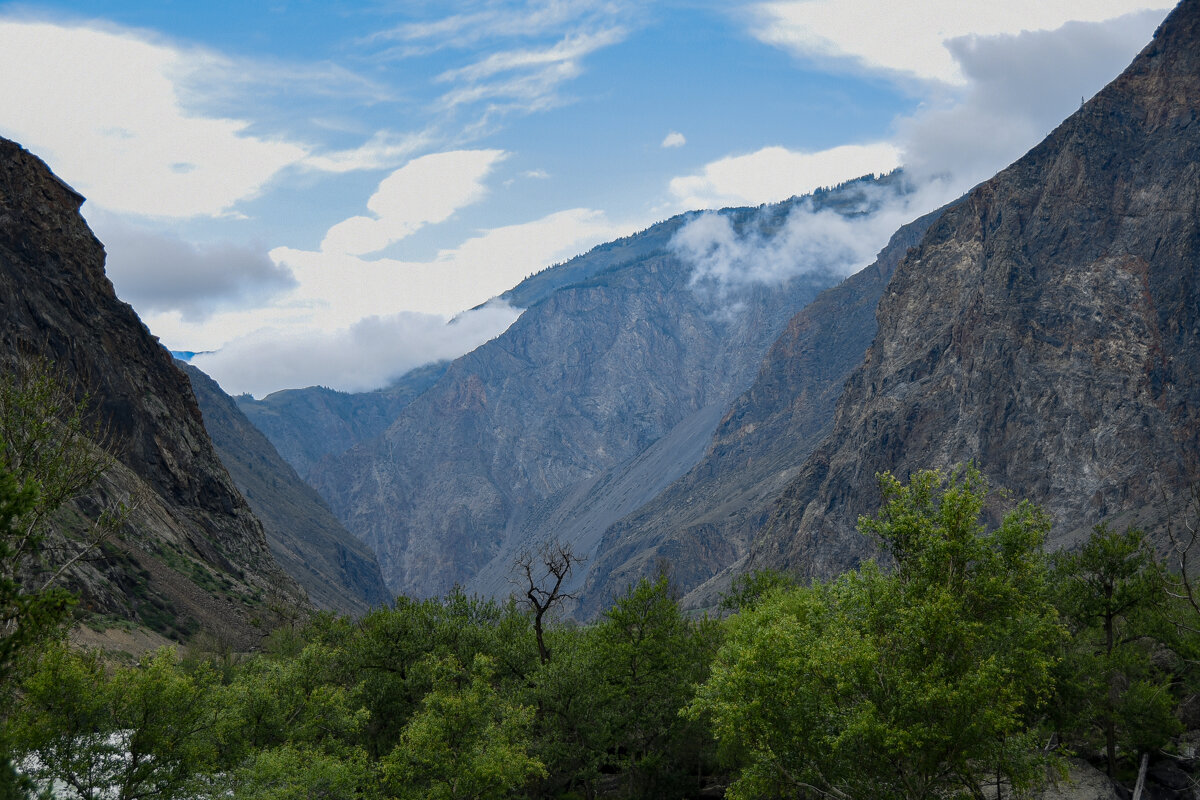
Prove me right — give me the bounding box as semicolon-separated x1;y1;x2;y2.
183;363;391;615
236;361;448;481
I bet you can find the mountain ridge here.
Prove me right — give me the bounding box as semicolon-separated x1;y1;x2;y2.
746;0;1200;582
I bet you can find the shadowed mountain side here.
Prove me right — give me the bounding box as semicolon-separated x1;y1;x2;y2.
571;206;947;617
183;363;391;615
748;0;1200;583
309;179;912;600
235;360;449;481
0;137;303;646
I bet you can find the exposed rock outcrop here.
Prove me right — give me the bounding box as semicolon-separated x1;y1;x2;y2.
749;0;1200;580
0;137;302;646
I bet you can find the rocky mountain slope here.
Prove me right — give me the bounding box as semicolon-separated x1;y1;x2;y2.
182;363;391;614
235;361;448;482
0;137;303;646
747;0;1200;582
311;179;910;599
572;205;947;615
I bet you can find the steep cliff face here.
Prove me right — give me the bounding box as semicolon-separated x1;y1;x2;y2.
750;0;1200;580
312;181;905;600
0;137;302;645
573;206;946;616
183;364;391;614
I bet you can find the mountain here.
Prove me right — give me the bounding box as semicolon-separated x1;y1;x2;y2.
571;204;948;616
747;0;1200;582
309;177;913;600
235;361;448;481
182;363;391;615
0;137;303;647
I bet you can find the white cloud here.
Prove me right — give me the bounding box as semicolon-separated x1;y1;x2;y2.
303;130;434;173
191;302;523;398
272;207;637;327
369;0;632;56
896;10;1168;191
661;131;686;148
669;142;902;210
0;19;309;218
320;150;507;256
673;178;957;298
750;0;1173;84
434;27;627;115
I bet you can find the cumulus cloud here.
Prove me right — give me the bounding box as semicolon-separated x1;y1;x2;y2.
661;131;686;148
669;142;902;210
0;19;310;218
91;214;295;321
192;302;523;398
896;11;1168;191
320;150;507;256
750;0;1172;84
273;206;638;325
673;178;957;298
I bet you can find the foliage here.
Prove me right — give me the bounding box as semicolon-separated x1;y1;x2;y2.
379;653;544;800
9;643;222;800
690;466;1065;800
719;568;796;613
0;359;127;788
1050;524;1180;775
0;359;122;694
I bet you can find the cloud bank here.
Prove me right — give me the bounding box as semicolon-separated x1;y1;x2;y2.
92;214;295;321
673;179;956;299
750;0;1172;84
895;11;1168;191
192;302;523;398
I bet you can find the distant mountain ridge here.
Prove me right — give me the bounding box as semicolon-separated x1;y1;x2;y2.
572;203;949;616
304;176;915;600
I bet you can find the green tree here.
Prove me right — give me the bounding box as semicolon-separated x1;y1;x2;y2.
690;466;1064;800
591;576;719;798
9;643;223;800
379;653;544;800
0;360;127;792
1051;524;1179;776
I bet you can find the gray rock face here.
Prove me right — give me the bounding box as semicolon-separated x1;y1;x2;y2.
573;205;947;616
235;361;448;481
0;137;302;645
749;0;1200;580
183;363;391;615
311;180;908;600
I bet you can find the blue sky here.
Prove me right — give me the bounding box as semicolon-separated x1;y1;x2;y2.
0;0;1174;395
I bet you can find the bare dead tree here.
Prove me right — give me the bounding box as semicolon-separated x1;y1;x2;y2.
1163;482;1200;632
513;540;584;664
